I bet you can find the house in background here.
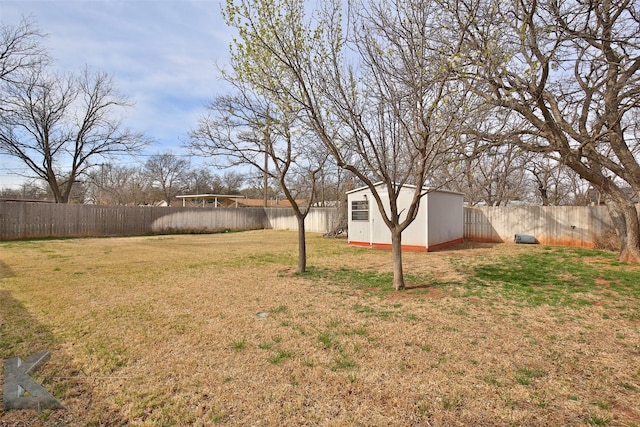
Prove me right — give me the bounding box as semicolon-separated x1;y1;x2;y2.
347;183;464;251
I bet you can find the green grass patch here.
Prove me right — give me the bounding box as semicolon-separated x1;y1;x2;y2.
318;331;340;350
258;342;273;350
301;246;640;310
300;266;434;292
585;413;613;426
468;247;640;306
515;367;546;385
441;393;462;410
331;354;357;370
267;350;293;364
347;326;369;337
270;305;289;314
231;337;246;351
351;303;398;319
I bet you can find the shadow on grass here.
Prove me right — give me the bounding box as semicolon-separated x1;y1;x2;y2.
1;286;133;425
300;266;444;295
429;240;502;253
403;283;434;291
0;289;73;423
0;290;57;359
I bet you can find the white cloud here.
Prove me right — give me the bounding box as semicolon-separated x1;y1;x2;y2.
0;0;235;186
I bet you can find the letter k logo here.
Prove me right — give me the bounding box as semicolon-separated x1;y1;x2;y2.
3;352;65;411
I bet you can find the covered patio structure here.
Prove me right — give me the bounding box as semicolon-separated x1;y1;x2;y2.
175;194;246;208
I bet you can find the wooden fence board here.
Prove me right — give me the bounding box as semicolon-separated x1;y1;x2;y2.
0;201;619;249
0;202;340;240
463;205;614;247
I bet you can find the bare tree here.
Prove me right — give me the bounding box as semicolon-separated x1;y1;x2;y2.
143;152;190;206
240;172;279;200
526;155;588;206
189;87;327;273
184;167;216;195
448;0;640;261
0;180;47;200
218;170;245;194
0;17;48;85
86;163;150;205
0;66;147;203
434;138;533;206
223;0;470;289
183;168;246;196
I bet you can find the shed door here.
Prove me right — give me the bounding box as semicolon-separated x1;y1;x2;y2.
349;198;371;245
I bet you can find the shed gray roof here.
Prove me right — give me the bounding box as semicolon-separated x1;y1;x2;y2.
346;182;464;196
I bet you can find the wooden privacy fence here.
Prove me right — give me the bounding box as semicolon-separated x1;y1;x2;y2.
0;201;617;248
464;205;615;247
265;207;341;234
0;202;340;240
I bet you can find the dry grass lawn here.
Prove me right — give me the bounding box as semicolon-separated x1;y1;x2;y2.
1;230;639;426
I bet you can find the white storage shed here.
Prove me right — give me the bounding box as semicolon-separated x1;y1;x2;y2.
347;183;464;251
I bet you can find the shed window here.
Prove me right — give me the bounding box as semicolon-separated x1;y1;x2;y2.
351;200;369;221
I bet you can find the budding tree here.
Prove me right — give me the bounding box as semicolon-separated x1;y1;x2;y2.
223;0;469;289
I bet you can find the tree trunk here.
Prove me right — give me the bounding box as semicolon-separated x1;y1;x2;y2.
607;201;640;263
47;174;65;203
297;216;307;273
54;187;68;203
391;229;405;291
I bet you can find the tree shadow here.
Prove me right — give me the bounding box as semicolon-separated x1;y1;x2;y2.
464;205;616;249
0;289;66;422
0;260;15;280
463;207;503;243
1;261;48;361
428;240;501;253
0;290;58;359
0;280;129;424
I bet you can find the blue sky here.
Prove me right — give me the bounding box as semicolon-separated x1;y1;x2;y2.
0;0;233;188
